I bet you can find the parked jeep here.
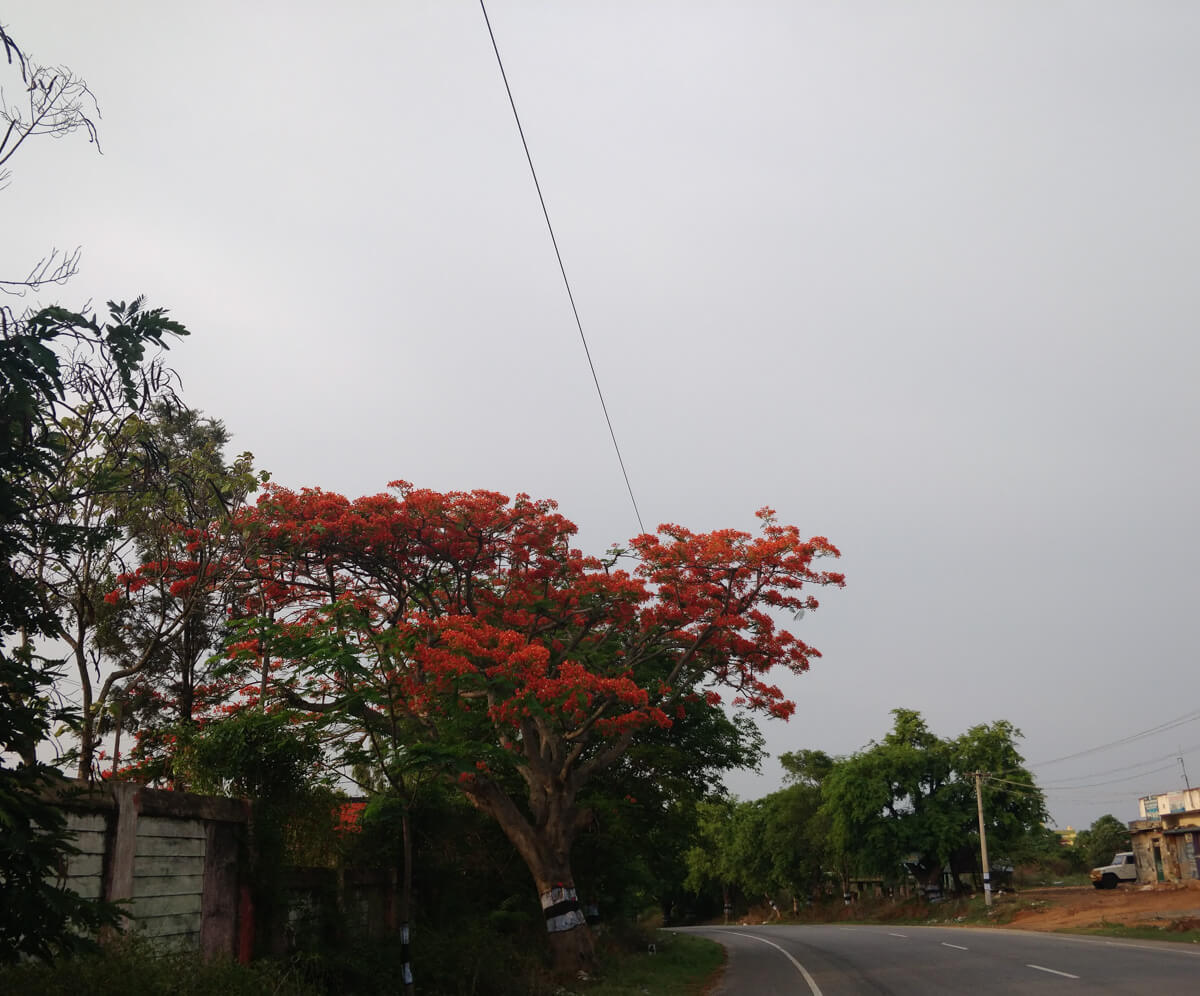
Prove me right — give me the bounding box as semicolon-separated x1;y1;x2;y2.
1091;851;1138;889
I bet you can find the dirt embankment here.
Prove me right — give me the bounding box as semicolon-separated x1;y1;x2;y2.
1008;880;1200;932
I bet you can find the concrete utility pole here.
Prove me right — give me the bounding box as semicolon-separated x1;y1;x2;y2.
974;772;992;908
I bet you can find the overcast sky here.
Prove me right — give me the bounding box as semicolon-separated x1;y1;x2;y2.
6;2;1199;831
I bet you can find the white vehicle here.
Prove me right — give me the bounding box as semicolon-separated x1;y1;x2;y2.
1091;851;1138;889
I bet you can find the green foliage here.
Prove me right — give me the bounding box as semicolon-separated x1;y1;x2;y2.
96;402;264;768
779;748;835;787
0;936;319;996
1;20;190;959
0;657;120;962
683;780;832;916
1;299;189;960
574;700;764;921
0;930;724;996
821;709;1048;888
177;710;321;802
586;931;724;996
1081;813;1131;869
683;796;739;899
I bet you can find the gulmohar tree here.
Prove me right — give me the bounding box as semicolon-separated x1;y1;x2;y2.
193;482;842;973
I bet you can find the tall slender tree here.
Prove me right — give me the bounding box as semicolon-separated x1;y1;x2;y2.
96;404;262;784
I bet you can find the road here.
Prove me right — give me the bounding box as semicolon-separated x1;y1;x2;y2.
679;923;1200;994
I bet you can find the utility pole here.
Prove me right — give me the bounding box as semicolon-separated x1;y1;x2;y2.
974;771;992;908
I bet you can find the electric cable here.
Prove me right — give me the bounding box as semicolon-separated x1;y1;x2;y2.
478;1;646;536
1038;762;1179;791
1027;708;1200;769
1034;745;1200;787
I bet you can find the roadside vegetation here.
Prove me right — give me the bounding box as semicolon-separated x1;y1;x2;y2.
0;930;724;996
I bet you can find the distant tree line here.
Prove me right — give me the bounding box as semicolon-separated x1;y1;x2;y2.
684;709;1055;914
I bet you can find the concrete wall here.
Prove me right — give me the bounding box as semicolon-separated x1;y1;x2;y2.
53;781;396;960
54;781;249;958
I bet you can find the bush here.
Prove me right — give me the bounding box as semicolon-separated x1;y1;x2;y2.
0;937;318;996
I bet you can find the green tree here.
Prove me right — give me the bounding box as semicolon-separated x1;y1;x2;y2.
1083;814;1131;870
683;797;740;918
780;748;835;788
0;19;191;961
821;709;1047;893
574;699;763;924
1;301;189;959
25;351;192;778
95;403;262;783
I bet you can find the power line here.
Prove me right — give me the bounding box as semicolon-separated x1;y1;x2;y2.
1027;708;1200;769
986;774;1043;796
1039;762;1179;791
1037;743;1200;786
478;1;646;536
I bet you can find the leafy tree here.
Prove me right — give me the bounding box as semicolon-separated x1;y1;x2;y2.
821;709;1047;893
191;483;842;974
683;797;740;917
758;782;830;908
683;782;829;918
1082;814;1131;869
96;403;263;783
1;302;190;958
779;748;835;787
1;18;187;953
0;19;191;961
573;696;763;924
21;341;190;778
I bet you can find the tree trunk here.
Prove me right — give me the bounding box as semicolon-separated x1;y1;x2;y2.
461;779;596;977
71;620;96;780
111;700;122;776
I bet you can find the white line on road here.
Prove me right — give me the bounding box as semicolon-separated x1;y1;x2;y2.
888;932;908;938
1027;964;1080;979
728;931;824;996
941;942;969;950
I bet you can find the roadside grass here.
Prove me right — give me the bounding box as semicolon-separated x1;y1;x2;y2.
0;930;725;996
0;938;320;996
584;931;724;996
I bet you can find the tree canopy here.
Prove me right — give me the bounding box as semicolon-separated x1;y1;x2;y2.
821;709;1047;891
165;482;843;971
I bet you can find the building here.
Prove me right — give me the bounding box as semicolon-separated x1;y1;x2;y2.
1127;787;1200;884
1051;825;1077;847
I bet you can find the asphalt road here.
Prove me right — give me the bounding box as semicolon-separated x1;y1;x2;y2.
678;923;1200;994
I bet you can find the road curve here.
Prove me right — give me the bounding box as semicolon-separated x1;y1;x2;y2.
678;923;1200;994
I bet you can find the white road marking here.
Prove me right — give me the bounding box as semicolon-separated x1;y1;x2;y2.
941;942;969;950
1027;964;1080;979
728;931;824;996
888;932;908;938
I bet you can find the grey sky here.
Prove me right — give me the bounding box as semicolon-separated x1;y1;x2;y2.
6;2;1199;830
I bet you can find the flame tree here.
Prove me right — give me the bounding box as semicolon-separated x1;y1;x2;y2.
201;481;841;973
